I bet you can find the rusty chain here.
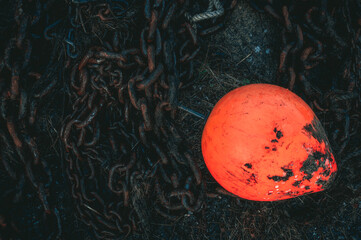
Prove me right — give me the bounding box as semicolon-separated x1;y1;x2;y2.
0;0;236;238
0;0;65;238
59;0;235;238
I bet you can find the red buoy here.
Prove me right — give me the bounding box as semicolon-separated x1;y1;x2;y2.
201;84;337;201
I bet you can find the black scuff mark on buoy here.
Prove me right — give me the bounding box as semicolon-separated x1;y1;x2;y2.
267;167;294;182
246;173;257;185
240;167;250;173
300;150;333;181
316;172;336;189
316;179;328;187
226;170;237;178
284;190;300;196
302;117;328;144
300;152;318;180
244;163;252;169
322;169;331;177
301;119;337;187
274;127;283;139
271;139;278;143
292;180;302;187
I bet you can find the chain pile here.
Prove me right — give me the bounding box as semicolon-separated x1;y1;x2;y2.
0;0;234;239
61;0;231;236
250;0;361;160
0;1;67;238
60;0;209;237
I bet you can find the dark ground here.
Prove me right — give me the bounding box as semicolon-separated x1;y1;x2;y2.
0;0;360;240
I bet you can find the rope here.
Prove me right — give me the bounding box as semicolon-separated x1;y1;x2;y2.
185;0;224;24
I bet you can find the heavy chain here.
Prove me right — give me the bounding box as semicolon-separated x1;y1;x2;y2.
0;0;236;238
59;0;219;238
0;0;63;239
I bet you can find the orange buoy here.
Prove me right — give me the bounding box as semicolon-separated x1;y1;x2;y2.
201;84;337;201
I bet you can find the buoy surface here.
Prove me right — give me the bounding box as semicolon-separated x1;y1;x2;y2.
201;84;337;201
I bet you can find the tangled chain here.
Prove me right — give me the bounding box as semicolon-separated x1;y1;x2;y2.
0;0;66;238
0;0;236;239
60;0;207;237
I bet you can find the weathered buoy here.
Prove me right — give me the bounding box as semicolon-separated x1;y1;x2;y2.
201;84;337;201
